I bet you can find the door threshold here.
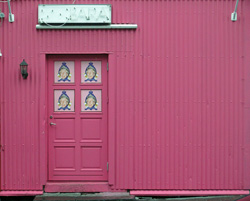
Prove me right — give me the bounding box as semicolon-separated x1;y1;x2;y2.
45;182;116;193
35;192;134;201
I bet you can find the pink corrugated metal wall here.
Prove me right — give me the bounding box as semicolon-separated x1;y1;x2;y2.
0;0;250;191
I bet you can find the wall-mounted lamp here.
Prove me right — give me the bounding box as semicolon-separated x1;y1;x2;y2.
7;0;14;22
20;59;28;79
231;0;240;21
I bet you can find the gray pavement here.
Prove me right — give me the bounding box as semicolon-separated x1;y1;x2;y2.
0;194;249;201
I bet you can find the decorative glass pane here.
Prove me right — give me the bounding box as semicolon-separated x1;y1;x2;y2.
54;61;75;83
54;90;75;112
81;61;102;83
81;90;102;112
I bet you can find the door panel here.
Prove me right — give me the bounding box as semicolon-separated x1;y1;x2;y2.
48;55;108;181
54;118;76;142
81;118;102;140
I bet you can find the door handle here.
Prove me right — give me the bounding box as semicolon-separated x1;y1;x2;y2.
50;122;56;126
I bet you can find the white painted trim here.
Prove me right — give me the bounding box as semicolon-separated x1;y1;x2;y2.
36;24;137;29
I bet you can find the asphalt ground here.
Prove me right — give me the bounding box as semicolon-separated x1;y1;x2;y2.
0;195;249;201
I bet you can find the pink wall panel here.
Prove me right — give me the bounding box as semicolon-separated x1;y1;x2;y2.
0;0;249;191
243;0;250;189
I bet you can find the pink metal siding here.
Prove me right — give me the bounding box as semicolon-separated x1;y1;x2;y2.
243;0;250;190
0;0;249;191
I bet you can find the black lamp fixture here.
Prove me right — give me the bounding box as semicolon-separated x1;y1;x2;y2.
20;59;28;79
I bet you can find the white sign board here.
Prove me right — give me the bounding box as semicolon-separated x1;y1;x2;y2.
38;5;111;24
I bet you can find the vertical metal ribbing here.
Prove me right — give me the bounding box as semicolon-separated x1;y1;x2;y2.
0;0;248;191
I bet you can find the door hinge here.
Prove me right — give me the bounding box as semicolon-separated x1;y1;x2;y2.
107;162;109;171
107;63;109;72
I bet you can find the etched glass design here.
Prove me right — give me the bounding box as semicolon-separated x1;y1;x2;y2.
81;61;101;83
54;61;75;83
54;90;75;112
81;90;102;112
